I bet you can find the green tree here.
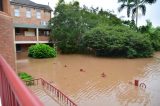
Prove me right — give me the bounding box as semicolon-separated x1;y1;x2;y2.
49;0;122;53
118;0;135;18
118;0;157;26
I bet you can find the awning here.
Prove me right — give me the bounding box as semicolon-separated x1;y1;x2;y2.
14;24;50;29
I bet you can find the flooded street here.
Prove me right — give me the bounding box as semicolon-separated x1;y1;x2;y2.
17;52;160;106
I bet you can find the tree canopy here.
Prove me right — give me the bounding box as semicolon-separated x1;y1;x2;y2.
48;0;160;58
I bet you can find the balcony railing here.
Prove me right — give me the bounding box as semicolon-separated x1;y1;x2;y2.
25;78;77;106
0;55;43;106
15;36;37;41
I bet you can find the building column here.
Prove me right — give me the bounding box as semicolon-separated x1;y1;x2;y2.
36;28;39;44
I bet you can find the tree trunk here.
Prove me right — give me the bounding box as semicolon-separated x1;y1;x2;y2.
135;0;139;27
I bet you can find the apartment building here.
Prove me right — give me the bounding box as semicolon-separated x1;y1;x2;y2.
10;0;52;51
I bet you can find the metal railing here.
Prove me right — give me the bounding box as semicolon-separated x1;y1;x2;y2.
0;56;43;106
25;78;77;106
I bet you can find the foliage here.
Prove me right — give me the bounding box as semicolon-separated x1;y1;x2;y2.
118;0;157;26
82;25;153;58
48;0;155;58
148;28;160;51
18;72;33;81
139;20;160;51
49;0;122;53
28;44;57;58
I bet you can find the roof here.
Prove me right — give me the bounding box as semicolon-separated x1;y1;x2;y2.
10;0;52;11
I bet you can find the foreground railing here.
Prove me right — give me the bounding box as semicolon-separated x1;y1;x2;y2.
25;78;77;106
0;56;43;106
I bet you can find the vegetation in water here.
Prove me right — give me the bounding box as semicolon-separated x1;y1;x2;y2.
18;72;33;81
82;25;153;58
139;20;160;51
48;0;159;58
28;44;57;58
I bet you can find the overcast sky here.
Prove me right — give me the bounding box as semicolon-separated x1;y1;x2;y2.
32;0;160;27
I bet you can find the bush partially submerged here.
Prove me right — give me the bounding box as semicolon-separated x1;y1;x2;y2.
18;72;33;81
28;44;57;58
82;25;153;58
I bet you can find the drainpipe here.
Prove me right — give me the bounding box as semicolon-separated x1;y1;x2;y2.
36;28;39;44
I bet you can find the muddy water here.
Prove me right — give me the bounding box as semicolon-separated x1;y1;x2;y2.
17;52;160;106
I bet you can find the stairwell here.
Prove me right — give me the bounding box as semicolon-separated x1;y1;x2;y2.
26;78;77;106
29;85;60;106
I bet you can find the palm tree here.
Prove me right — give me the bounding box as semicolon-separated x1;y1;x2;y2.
133;0;157;26
145;0;157;4
118;0;157;27
118;0;135;18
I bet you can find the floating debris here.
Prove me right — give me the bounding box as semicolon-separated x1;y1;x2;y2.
80;69;85;72
101;72;106;77
129;81;133;85
64;65;67;67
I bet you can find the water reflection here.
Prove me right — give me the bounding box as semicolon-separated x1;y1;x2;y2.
16;52;160;106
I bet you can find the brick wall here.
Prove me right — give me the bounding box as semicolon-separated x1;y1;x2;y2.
0;12;16;70
39;36;49;41
11;5;51;26
15;36;37;41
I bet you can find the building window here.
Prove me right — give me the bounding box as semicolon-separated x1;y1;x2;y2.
0;0;3;11
40;21;48;26
36;9;41;19
14;6;20;17
26;8;31;18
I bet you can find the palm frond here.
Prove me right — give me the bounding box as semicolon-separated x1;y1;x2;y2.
145;0;157;4
118;4;126;12
139;4;146;15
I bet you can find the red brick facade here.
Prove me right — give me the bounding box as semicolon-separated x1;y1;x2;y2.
15;36;37;41
11;2;51;44
0;0;16;70
11;5;51;26
39;36;49;41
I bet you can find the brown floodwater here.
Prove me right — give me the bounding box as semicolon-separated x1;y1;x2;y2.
16;52;160;106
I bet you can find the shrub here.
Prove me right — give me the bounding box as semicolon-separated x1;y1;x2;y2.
149;29;160;51
18;72;33;81
82;25;153;58
28;44;57;58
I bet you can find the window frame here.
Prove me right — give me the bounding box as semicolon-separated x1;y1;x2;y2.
36;9;41;19
14;6;20;17
26;8;31;18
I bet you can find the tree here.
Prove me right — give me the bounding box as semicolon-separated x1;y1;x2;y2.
132;0;157;26
118;0;135;18
118;0;157;27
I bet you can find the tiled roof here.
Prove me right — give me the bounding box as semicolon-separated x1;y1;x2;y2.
10;0;52;11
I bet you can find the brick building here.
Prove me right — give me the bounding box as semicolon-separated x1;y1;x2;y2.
10;0;52;51
0;0;16;70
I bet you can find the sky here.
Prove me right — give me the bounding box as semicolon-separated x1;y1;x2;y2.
32;0;160;27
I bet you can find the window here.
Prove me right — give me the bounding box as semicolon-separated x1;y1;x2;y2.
36;9;41;19
14;6;20;17
26;8;31;18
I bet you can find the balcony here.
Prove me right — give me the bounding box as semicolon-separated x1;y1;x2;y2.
15;36;37;41
39;36;49;41
15;27;50;44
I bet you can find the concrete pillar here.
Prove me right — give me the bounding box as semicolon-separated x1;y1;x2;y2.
36;28;39;44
